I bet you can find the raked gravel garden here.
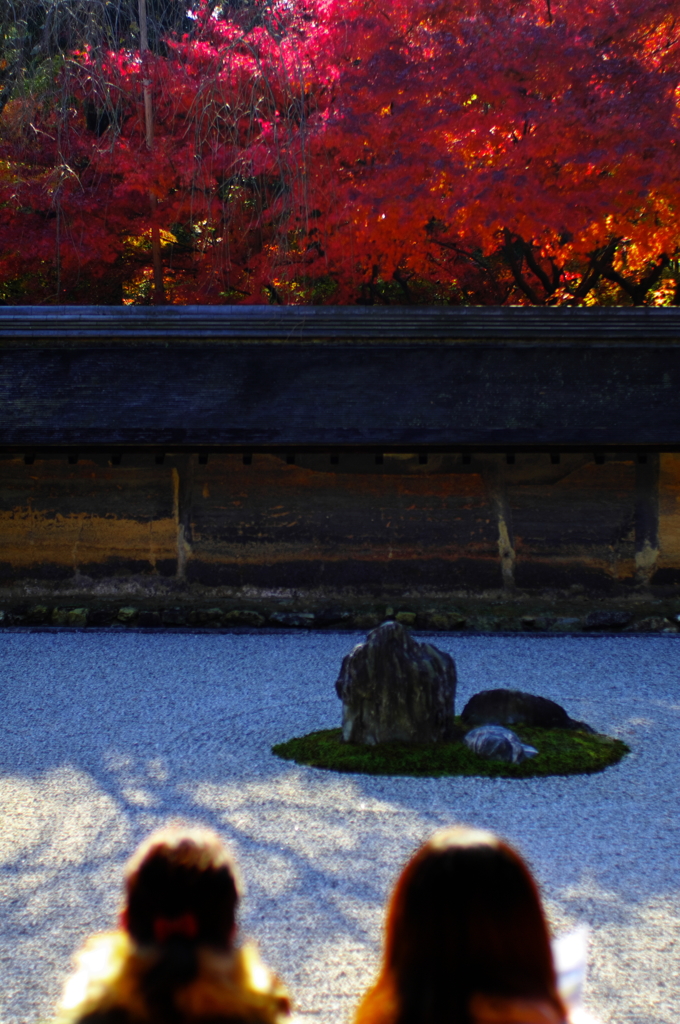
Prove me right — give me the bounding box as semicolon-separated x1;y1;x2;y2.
0;629;678;1024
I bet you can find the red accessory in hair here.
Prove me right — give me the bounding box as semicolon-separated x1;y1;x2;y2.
153;913;198;944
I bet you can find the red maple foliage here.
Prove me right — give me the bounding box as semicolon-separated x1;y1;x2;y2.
1;0;679;304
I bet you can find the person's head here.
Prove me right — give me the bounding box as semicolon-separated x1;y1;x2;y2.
378;827;563;1024
122;825;241;950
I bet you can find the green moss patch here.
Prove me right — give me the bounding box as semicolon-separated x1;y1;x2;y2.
272;721;629;778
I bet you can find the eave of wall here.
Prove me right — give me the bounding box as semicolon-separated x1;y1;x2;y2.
2;304;680;340
1;307;680;449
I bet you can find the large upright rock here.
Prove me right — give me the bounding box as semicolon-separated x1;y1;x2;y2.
335;621;457;745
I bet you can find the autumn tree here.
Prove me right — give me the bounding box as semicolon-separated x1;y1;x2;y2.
0;0;190;111
0;0;679;304
0;0;325;302
0;0;191;302
286;0;680;304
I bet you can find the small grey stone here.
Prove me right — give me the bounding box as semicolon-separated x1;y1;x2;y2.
422;610;467;630
67;608;88;627
116;606;138;624
465;725;538;764
269;612;315;628
335;620;457;745
224;610;266;627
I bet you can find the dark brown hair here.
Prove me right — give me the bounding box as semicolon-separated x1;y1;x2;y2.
356;827;565;1024
122;826;241;1022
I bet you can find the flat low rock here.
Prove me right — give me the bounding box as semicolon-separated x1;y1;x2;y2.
335;620;457;744
461;688;594;732
464;724;538;764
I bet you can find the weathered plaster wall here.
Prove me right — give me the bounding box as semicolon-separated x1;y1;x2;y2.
0;456;177;580
0;450;671;611
186;455;500;591
508;458;638;591
656;453;680;586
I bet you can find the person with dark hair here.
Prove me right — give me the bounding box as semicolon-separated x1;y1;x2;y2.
354;827;576;1024
56;826;291;1024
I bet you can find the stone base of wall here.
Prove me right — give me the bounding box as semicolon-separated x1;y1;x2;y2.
1;594;678;633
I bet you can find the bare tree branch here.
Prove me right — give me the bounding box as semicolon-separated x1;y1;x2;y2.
601;254;669;305
501;229;542;305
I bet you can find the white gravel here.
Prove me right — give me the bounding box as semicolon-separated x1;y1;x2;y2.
0;630;678;1024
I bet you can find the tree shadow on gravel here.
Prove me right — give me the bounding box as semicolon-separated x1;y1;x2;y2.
0;631;679;1024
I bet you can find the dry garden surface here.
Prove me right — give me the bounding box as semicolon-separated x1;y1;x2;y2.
0;631;677;1024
